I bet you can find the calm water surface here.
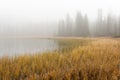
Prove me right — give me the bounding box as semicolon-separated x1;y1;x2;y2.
0;38;58;56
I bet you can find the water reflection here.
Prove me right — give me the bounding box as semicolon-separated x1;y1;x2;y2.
0;38;58;57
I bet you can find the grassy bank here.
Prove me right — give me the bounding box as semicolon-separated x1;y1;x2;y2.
0;38;120;80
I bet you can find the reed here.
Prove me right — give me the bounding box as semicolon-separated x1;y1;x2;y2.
0;38;119;80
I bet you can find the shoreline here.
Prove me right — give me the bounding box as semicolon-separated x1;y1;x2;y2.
0;36;113;39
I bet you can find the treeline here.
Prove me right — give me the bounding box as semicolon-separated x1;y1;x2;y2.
58;9;120;37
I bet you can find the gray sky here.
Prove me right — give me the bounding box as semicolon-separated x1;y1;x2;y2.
0;0;120;36
0;0;120;21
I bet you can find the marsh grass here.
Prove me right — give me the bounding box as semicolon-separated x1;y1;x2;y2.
0;38;120;80
55;38;91;53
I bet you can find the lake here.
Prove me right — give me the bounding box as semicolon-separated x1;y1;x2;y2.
0;38;58;57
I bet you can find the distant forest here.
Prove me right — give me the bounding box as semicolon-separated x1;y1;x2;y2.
57;9;120;37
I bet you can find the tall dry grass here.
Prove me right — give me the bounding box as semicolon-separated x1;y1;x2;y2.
0;38;119;80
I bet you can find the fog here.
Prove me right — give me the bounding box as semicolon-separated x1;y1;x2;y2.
0;0;120;37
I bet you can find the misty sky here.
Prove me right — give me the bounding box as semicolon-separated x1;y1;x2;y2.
0;0;120;36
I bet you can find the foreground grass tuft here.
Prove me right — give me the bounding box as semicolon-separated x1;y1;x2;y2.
0;38;120;80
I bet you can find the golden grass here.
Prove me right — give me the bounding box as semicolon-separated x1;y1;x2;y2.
0;38;120;80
